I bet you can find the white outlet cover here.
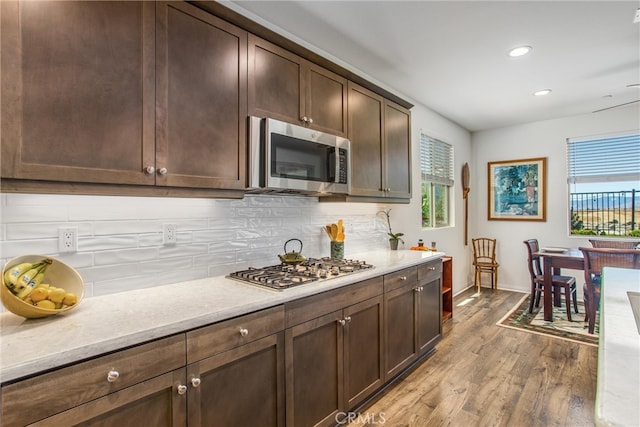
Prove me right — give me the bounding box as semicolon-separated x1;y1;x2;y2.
58;227;78;253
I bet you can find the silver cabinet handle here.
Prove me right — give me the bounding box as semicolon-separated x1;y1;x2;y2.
301;116;309;123
308;117;313;124
400;276;407;281
428;267;436;271
106;370;120;383
144;166;155;174
157;167;168;175
177;384;187;395
191;377;201;388
338;319;346;326
344;316;351;323
239;328;249;337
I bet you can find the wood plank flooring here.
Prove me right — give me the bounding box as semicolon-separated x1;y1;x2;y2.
352;288;598;427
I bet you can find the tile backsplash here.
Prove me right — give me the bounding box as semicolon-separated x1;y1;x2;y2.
1;193;390;298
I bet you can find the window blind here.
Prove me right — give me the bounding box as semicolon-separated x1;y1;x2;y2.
420;133;453;186
567;132;640;184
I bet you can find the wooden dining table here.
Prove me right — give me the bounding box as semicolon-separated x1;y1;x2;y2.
533;248;585;321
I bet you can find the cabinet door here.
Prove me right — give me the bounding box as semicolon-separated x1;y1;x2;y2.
383;284;418;379
305;63;347;136
286;310;344;427
29;369;187;427
347;82;385;197
383;100;412;198
417;276;442;355
343;295;384;410
188;333;285;427
156;1;247;189
0;1;156;185
248;35;303;125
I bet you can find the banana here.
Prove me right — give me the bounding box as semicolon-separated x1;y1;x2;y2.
12;259;52;296
3;262;35;287
16;270;47;300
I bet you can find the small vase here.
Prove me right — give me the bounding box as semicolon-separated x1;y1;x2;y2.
330;241;344;259
389;239;399;250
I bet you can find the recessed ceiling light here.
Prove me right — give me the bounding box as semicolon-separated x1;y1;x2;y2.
508;46;532;57
534;89;552;96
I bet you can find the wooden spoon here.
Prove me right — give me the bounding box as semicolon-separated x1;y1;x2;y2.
330;224;338;241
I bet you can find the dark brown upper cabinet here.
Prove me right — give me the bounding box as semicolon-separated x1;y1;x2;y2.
248;35;348;137
345;82;411;201
156;1;247;190
1;1;247;193
1;1;157;185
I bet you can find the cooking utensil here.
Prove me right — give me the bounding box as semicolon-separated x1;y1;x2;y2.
278;238;307;265
336;219;345;242
330;224;338;241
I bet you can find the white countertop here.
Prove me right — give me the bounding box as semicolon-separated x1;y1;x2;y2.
0;249;444;384
596;267;640;427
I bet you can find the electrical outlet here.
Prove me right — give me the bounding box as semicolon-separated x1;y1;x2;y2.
163;223;177;245
58;228;78;253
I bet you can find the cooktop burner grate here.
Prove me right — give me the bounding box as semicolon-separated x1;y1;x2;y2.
227;257;374;290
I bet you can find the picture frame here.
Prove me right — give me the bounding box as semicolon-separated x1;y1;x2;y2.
488;157;546;221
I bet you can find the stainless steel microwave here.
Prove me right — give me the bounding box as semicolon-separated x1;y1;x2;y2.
248;117;351;195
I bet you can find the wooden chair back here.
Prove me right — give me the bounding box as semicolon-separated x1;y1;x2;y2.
472;238;497;265
589;239;640;249
523;239;543;282
580;247;640;277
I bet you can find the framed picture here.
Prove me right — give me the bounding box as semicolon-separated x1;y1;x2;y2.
488;157;546;221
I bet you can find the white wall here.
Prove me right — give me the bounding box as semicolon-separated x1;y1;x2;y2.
471;104;640;293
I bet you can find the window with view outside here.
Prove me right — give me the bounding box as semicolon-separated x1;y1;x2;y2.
567;132;640;238
420;133;453;228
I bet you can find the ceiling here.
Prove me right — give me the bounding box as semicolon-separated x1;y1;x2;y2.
230;0;640;132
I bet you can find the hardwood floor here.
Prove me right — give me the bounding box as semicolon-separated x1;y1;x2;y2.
352;288;598;427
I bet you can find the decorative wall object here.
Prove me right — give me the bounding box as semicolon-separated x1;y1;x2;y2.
488;157;546;221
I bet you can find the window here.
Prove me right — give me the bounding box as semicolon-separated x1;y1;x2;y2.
420;133;453;228
567;131;640;237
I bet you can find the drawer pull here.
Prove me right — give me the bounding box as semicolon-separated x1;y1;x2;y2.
144;166;155;174
191;377;201;388
428;267;436;271
337;319;346;326
345;316;352;323
400;276;407;281
157;167;168;175
177;384;187;395
106;370;120;383
239;328;249;337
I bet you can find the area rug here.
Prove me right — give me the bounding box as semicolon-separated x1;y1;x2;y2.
497;293;599;347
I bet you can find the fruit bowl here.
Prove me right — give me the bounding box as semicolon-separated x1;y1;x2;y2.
1;255;84;319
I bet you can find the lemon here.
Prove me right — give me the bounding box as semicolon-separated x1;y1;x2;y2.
29;287;49;303
48;288;66;303
62;293;78;306
36;300;56;309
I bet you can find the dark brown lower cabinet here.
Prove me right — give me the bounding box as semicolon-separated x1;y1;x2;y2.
384;259;443;380
26;369;187;427
285;295;384;427
188;333;285;427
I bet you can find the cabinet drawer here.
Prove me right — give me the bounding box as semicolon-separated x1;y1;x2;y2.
285;276;383;327
383;266;418;293
1;334;186;427
187;305;284;363
417;259;443;284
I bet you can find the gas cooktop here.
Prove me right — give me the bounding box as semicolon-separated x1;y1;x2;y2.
227;257;374;291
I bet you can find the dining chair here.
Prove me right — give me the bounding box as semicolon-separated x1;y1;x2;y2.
579;247;640;334
472;238;499;292
589;239;640;249
523;239;578;320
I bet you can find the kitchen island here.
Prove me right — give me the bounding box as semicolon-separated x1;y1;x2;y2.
1;249;444;426
596;267;640;427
